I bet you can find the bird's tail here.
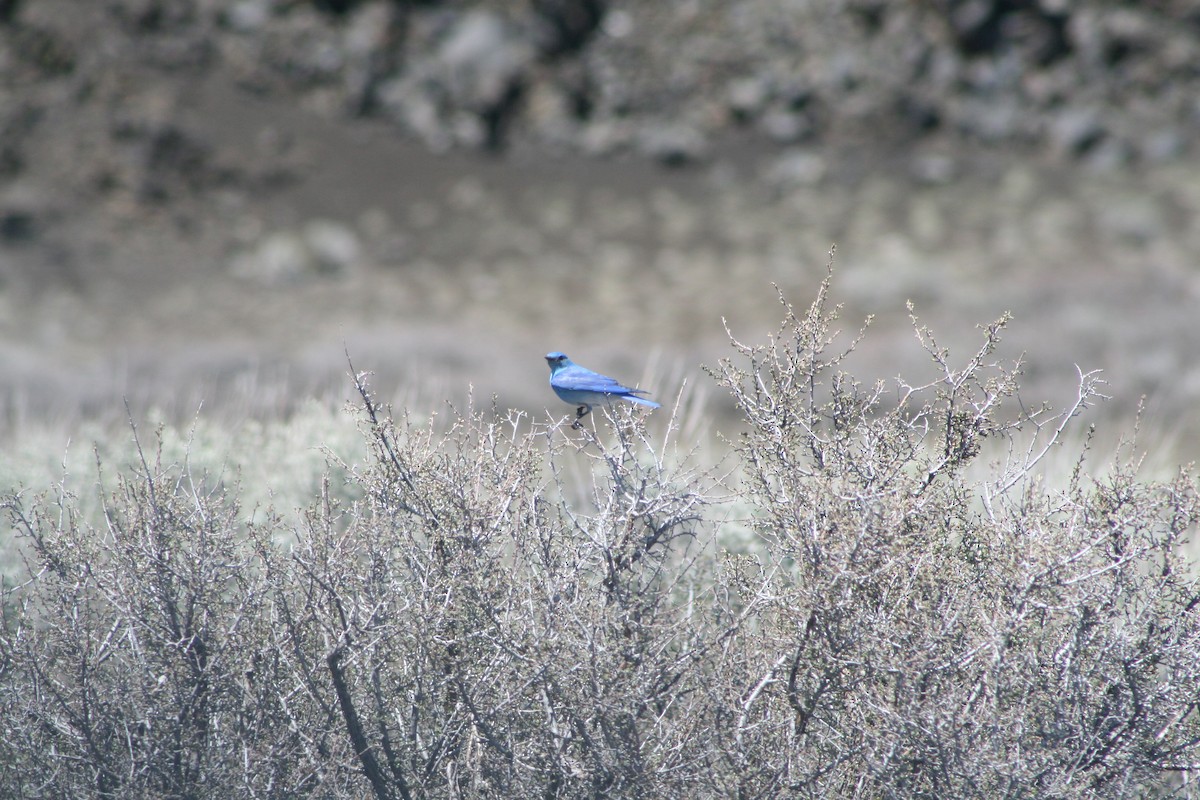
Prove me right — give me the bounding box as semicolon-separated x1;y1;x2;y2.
623;394;661;409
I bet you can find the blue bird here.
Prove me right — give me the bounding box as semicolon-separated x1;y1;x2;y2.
544;351;660;422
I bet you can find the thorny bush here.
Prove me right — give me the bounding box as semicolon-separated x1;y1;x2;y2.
3;269;1199;799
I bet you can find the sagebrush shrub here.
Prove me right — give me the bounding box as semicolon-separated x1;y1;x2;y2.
3;268;1198;799
705;271;1200;798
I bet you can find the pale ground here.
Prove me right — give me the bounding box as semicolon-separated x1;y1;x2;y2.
1;74;1199;465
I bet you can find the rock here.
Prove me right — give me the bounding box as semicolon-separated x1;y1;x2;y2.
764;149;826;187
224;0;272;33
1082;137;1130;172
523;80;578;142
1139;128;1186;163
1049;106;1104;155
600;9;634;39
760;108;812;143
635;123;708;166
343;1;397;62
958;96;1022;142
377;79;452;152
231;231;314;285
948;0;994;46
579;119;632;156
231;220;361;284
727;76;770;121
1096;194;1166;244
910;153;958;185
437;11;536;112
378;10;536;149
303;219;361;273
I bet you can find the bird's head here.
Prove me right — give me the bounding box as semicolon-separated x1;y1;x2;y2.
545;352;570;371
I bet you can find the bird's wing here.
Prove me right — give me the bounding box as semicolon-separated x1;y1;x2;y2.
553;366;632;393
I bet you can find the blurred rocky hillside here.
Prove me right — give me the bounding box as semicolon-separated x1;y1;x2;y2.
0;0;1197;440
2;0;1195;232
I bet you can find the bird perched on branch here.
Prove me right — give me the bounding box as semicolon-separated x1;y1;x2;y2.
544;351;660;423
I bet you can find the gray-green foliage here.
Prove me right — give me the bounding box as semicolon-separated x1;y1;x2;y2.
3;272;1199;799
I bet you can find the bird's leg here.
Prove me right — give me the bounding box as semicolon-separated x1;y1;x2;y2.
571;404;591;429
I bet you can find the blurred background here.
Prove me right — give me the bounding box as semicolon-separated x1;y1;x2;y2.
0;0;1198;459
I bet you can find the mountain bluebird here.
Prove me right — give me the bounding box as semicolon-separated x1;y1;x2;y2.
544;352;661;422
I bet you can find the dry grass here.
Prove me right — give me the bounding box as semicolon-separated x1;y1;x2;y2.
3;267;1199;798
